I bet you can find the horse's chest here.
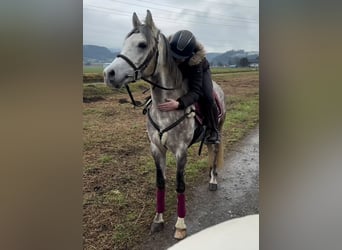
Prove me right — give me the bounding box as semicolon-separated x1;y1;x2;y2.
147;113;195;150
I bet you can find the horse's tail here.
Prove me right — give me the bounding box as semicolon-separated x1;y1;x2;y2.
216;111;226;169
207;139;224;169
216;138;224;169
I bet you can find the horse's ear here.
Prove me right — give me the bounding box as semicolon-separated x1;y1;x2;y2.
145;10;156;30
132;12;141;28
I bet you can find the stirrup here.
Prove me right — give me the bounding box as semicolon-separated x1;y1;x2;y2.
205;138;220;144
205;132;220;144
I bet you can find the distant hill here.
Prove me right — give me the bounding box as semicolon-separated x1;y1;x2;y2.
209;50;259;66
83;44;258;67
83;45;118;64
206;53;222;62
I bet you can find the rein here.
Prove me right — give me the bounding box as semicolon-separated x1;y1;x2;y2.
141;77;177;91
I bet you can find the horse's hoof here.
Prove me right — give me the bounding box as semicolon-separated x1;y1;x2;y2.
150;222;164;233
209;183;218;191
174;228;187;240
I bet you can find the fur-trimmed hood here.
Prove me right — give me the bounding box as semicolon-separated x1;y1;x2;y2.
188;42;206;66
168;35;206;66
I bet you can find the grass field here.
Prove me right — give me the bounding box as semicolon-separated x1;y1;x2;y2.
83;64;258;75
83;65;106;74
83;71;259;249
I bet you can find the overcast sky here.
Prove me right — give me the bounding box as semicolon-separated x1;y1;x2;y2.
83;0;259;53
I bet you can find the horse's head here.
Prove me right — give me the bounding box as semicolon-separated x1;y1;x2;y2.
104;10;160;89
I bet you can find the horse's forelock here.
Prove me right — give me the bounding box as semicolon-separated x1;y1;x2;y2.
140;25;155;50
125;26;182;89
126;25;156;51
126;28;139;39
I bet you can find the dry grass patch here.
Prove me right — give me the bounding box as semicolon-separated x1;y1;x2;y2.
83;72;259;249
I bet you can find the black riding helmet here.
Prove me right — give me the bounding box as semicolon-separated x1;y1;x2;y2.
170;30;196;59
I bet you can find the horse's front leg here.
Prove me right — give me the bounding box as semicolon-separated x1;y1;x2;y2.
150;143;167;233
174;149;187;240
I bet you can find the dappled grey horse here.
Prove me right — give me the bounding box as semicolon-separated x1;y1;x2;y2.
103;10;226;240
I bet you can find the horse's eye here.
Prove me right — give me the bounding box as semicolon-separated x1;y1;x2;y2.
138;42;147;49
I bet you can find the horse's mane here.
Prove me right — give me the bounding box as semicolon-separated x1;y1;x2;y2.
160;33;183;89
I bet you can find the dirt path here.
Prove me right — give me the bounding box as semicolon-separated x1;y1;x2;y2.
140;126;259;250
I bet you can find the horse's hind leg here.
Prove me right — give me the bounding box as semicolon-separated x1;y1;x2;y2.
208;144;219;191
174;149;188;240
150;144;167;233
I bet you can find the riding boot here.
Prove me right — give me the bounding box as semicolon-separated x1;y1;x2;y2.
205;105;220;144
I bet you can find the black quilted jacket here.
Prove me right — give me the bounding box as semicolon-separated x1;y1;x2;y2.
176;58;210;109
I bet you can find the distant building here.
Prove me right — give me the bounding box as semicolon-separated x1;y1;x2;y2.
249;63;259;68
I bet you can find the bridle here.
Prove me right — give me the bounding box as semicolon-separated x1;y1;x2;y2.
116;36;159;83
116;28;160;82
116;29;177;107
117;29;177;91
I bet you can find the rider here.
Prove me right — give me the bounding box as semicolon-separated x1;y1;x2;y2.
157;30;220;144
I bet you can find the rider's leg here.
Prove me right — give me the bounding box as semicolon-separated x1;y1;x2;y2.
201;69;220;144
205;104;220;144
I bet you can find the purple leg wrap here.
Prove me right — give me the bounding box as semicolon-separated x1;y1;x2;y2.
156;189;165;213
177;193;186;218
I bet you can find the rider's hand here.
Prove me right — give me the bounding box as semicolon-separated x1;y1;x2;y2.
157;98;179;111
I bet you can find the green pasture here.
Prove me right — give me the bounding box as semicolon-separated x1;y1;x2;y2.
83;65;257;75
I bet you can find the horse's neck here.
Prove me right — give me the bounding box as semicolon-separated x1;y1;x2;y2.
149;39;186;106
149;74;178;105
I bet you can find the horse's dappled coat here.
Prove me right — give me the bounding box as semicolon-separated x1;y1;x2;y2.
103;10;226;240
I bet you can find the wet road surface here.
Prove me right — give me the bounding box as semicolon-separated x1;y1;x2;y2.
140;126;259;250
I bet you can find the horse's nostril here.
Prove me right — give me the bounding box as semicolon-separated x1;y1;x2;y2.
109;70;115;77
